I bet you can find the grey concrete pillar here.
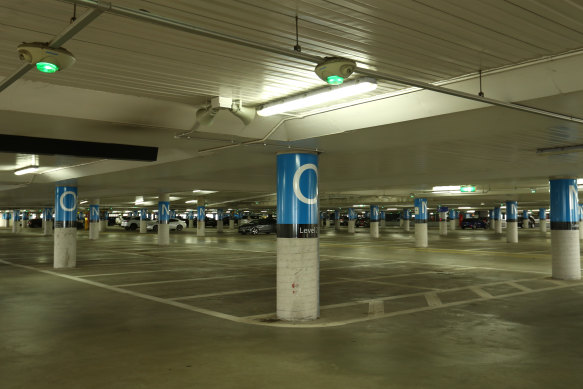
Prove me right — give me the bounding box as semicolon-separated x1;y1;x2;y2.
158;194;170;245
197;199;205;237
276;151;319;321
229;219;235;229
217;209;224;232
539;208;547;233
438;207;447;236
414;199;428;248
89;200;100;240
12;210;20;233
54;186;77;268
370;205;380;238
550;178;580;280
506;201;518;243
43;208;54;236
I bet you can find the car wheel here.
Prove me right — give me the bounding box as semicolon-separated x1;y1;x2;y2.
152;225;158;232
176;224;183;231
251;227;259;235
130;224;137;231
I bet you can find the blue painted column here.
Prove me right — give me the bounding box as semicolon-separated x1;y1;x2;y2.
139;208;148;233
438;206;448;236
549;178;580;279
217;208;224;232
43;208;54;236
380;210;386;228
12;209;20;233
448;209;456;231
539;208;547;232
347;207;356;233
158;194;170;245
403;208;411;232
414;198;428;247
579;204;583;241
54;185;78;268
276;152;319;321
506;201;518;243
89;201;100;240
488;209;494;230
370;205;380;238
197;202;206;236
494;206;502;234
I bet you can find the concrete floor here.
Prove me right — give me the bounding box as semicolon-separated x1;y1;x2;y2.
1;225;583;388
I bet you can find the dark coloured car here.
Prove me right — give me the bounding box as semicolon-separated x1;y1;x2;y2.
355;218;370;228
28;219;42;228
238;218;276;235
461;218;489;230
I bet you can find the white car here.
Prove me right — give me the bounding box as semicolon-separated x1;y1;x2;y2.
146;218;187;232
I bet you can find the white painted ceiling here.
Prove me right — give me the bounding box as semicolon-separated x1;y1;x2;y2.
1;0;583;211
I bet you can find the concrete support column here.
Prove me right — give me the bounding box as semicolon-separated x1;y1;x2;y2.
12;210;20;233
89;201;100;240
158;194;170;246
100;210;107;232
217;208;224;232
414;198;428;247
522;210;528;229
539;208;547;233
347;207;356;234
22;212;28;229
448;209;456;231
494;206;503;234
579;205;583;241
438;206;448;236
42;208;53;235
335;209;341;231
229;213;235;229
380;211;386;228
403;209;411;232
506;201;518;243
54;186;77;268
276;152;319;321
197;201;206;237
550;178;580;280
139;208;148;233
489;209;495;230
370;205;380;238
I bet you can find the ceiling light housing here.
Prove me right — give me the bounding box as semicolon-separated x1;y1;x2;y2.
257;77;377;116
17;42;76;73
314;57;356;85
14;165;39;176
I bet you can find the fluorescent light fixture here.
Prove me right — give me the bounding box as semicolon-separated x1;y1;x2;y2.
257;77;378;116
465;210;476;213
458;206;472;209
79;200;88;204
432;185;461;192
185;200;198;204
14;165;39;175
384;208;398;211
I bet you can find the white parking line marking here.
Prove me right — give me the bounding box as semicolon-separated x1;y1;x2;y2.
112;274;244;287
469;286;494;298
424;292;442;307
506;281;532;292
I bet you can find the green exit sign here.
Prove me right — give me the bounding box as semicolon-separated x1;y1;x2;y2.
460;186;476;193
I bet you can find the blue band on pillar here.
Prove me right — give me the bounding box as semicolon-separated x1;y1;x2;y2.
55;186;77;228
197;206;205;221
217;209;223;221
539;208;546;220
370;205;380;222
158;201;170;224
90;205;99;222
348;208;356;220
276;153;318;238
140;208;147;221
506;201;517;222
414;199;427;223
550;179;579;230
403;209;410;220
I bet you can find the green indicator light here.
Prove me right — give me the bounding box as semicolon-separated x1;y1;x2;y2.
460;186;476;193
36;62;58;73
326;75;344;85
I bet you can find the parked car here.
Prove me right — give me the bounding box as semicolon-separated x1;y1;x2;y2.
121;217;141;231
355;218;370;228
27;219;42;228
461;218;489;229
147;218;187;232
238;218;276;235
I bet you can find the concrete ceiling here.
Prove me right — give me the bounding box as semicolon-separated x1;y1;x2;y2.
1;0;583;211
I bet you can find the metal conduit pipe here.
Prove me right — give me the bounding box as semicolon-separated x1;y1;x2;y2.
64;0;583;125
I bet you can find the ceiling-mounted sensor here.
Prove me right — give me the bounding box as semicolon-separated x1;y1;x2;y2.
17;42;76;73
314;57;356;85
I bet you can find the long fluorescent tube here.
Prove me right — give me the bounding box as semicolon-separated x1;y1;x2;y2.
14;165;39;175
257;77;378;116
432;185;461;192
